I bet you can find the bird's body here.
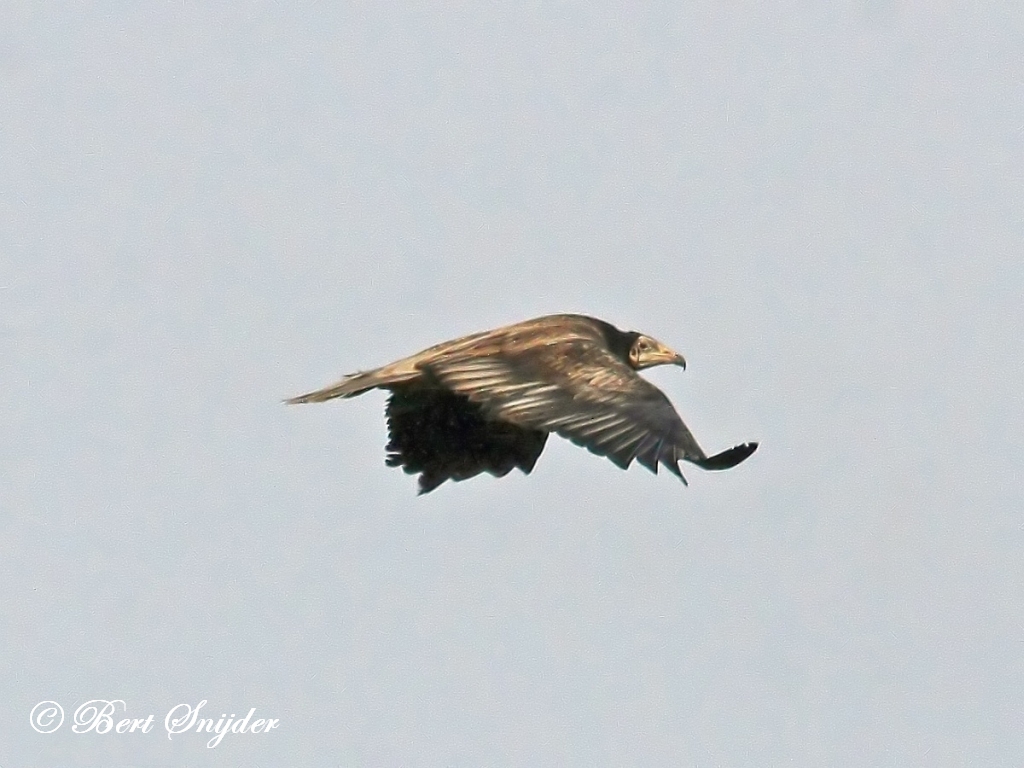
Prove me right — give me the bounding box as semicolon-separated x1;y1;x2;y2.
287;314;757;493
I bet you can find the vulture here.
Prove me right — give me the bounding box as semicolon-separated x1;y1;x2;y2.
287;314;757;493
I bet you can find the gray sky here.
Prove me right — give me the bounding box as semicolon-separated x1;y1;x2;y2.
3;2;1023;765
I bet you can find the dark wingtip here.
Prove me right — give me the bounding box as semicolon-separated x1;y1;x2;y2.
690;442;758;471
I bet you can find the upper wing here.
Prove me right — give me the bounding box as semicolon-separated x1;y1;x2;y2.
422;340;707;481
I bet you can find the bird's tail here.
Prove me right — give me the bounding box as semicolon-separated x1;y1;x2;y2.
285;373;373;403
284;363;420;404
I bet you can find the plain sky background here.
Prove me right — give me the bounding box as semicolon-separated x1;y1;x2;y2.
2;2;1023;766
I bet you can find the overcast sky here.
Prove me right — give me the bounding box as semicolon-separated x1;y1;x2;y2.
3;3;1023;766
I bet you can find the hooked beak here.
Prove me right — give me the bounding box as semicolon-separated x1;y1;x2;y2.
642;338;687;370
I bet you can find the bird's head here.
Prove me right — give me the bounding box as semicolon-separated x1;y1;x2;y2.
628;334;687;370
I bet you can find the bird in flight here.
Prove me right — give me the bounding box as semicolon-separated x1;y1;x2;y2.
287;314;757;494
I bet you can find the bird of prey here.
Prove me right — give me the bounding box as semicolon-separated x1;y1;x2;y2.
287;314;757;494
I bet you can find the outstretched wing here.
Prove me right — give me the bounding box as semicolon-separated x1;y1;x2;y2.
423;340;708;482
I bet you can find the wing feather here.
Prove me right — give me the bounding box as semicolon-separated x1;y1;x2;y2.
423;337;707;479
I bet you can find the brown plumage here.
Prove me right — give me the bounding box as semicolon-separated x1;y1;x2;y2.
287;314;757;493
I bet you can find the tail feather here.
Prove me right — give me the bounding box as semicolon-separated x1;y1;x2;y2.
285;373;373;403
286;331;493;405
285;363;421;404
